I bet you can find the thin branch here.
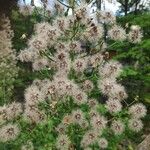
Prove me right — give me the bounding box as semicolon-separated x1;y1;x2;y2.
57;0;73;8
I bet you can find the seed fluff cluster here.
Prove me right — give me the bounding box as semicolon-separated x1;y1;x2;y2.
0;1;146;149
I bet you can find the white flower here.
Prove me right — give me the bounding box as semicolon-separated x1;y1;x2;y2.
108;25;126;41
21;141;34;150
97;11;116;24
106;99;122;113
32;58;49;71
56;134;71;150
18;49;38;62
91;115;107;131
72;89;88;105
128;25;143;43
25;85;44;105
98;137;108;149
111;120;125;135
0;123;20;142
82;80;94;92
56;123;67;134
128;119;143;132
71;109;85;124
73;58;87;73
81;130;99;148
99;60;123;79
129;103;147;119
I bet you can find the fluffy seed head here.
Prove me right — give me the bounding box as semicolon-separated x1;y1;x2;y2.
129;103;147;119
98;137;108;149
108;25;126;41
91;115;107;131
111;120;125;135
81;130;99;148
106;99;122;113
0;123;20;142
128;119;143;132
128;25;143;43
56;134;71;150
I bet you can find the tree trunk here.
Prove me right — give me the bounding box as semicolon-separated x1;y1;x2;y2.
124;0;129;16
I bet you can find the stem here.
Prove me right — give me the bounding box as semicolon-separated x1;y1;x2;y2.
57;0;73;8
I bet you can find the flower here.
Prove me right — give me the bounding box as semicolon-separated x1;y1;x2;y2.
71;109;85;124
18;49;38;62
129;103;147;119
79;120;89;129
109;83;128;101
100;61;123;79
0;123;20;142
0;102;22;123
128;119;143;132
54;2;65;14
91;115;107;131
82;80;94;92
89;109;99;120
108;25;126;41
128;25;143;43
56;123;67;134
21;141;34;150
32;58;49;71
97;11;116;24
54;16;70;32
29;36;47;52
56;134;71;150
89;53;104;68
81;130;99;148
98;78;116;96
88;99;98;108
62;114;73;125
25;85;44;105
98;137;108;149
106;99;122;113
73;58;87;73
72;89;88;105
19;5;33;16
74;3;89;20
68;41;82;53
84;25;103;42
111;120;125;135
41;81;57;97
24;107;46;124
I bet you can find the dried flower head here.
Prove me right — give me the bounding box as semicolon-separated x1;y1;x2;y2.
71;109;84;124
91;115;107;131
56;123;67;134
97;11;116;24
108;25;126;41
111;120;125;135
25;85;44;105
72;89;88;105
82;80;94;92
21;141;34;150
98;137;108;149
100;61;123;78
128;119;143;132
128;25;143;43
73;58;87;73
106;99;122;113
0;123;20;142
81;130;99;148
56;134;71;150
129;103;147;119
